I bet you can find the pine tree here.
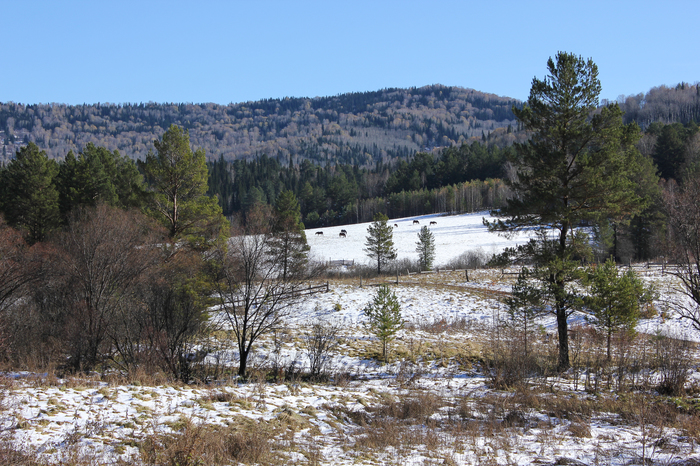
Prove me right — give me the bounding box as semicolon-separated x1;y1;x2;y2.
57;143;146;218
364;212;397;274
585;258;654;360
488;52;647;370
415;225;436;271
363;285;403;363
141;125;227;244
270;190;309;280
0;143;60;243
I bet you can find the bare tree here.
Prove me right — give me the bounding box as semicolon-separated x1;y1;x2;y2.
0;217;45;358
213;210;314;378
130;249;212;381
54;204;158;371
0;217;33;316
665;176;700;331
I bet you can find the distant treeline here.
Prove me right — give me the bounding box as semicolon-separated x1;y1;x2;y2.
0;85;521;166
620;82;700;129
207;141;512;227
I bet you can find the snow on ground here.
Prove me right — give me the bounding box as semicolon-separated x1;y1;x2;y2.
306;211;534;267
4;214;700;464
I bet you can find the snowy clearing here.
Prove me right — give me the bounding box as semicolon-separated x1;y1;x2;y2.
305;211;534;267
3;213;700;465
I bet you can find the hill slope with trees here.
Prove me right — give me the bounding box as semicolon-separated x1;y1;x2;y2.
0;85;522;165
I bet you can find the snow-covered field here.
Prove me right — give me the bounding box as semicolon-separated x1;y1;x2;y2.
306;211;533;267
3;213;700;465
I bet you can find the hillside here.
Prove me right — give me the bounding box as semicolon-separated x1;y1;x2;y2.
0;85;521;165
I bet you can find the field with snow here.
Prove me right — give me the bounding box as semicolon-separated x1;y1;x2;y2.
2;213;700;465
305;211;534;268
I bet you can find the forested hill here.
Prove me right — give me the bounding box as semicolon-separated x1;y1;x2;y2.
0;85;522;165
619;82;700;128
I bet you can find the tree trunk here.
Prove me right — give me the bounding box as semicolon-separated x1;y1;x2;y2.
556;303;570;371
556;223;571;371
238;348;249;378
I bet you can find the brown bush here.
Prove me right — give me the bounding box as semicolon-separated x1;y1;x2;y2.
371;390;444;421
140;418;277;466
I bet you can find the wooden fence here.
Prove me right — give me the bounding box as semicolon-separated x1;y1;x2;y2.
223;282;329;309
328;259;355;267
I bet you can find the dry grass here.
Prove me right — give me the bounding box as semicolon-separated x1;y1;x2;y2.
2;268;700;464
140;418;282;465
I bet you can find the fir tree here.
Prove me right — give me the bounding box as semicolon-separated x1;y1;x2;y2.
270;190;309;280
585;258;654;360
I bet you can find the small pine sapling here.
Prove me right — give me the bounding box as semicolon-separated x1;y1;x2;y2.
416;225;436;271
585;257;655;360
363;285;404;363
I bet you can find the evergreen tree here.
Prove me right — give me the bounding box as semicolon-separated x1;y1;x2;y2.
141;125;227;244
363;284;404;363
57;143;145;218
505;269;547;359
488;52;647;370
653;123;687;181
0;143;60;243
364;212;397;274
584;258;653;360
270;190;309;280
415;225;436;270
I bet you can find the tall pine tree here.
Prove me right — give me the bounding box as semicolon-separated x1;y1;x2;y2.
0;143;60;243
488;52;647;370
141;125;227;244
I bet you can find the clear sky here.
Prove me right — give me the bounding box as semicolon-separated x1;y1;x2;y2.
1;0;697;106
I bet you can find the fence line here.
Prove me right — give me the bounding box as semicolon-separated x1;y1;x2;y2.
328;259;355;267
223;282;329;308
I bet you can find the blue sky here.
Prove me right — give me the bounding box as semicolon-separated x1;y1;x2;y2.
1;0;697;105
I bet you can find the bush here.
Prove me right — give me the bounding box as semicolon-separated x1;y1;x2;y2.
654;332;691;396
304;319;341;379
485;319;554;390
445;248;489;270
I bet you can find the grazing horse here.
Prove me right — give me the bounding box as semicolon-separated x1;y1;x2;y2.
430;221;437;225
413;220;420;225
394;224;398;228
315;231;323;236
339;232;346;238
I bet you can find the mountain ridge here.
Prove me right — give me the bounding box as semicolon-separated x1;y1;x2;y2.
0;85;521;165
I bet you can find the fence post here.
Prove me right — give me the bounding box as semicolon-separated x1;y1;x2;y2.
396;269;399;285
360;275;363;288
326;281;329;292
465;269;469;281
